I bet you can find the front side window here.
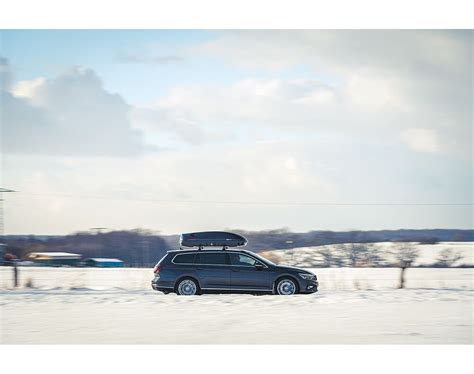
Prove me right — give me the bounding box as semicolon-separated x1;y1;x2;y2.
196;252;228;265
229;253;259;267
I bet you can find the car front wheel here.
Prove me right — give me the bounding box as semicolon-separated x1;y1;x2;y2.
275;278;297;295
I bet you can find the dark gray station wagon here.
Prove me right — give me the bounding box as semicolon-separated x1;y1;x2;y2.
151;231;318;296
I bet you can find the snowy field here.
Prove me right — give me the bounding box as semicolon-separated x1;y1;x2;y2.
0;266;473;291
1;267;472;344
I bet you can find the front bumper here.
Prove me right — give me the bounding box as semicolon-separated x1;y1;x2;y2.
300;280;319;293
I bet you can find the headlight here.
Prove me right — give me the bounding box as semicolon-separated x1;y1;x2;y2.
298;273;316;280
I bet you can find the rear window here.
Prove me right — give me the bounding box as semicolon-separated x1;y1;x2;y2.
196;252;228;265
173;253;196;264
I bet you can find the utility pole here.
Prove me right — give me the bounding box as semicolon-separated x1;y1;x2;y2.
0;188;17;287
0;188;16;238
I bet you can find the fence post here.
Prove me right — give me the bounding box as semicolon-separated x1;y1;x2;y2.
398;260;411;289
13;262;19;288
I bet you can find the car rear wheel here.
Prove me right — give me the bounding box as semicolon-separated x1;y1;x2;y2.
275;278;297;295
176;278;199;296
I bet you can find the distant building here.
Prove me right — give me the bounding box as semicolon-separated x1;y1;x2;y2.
84;258;124;268
27;252;82;266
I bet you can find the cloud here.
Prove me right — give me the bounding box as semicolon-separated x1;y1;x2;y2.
180;31;471;158
10;77;45;99
129;74;461;158
4;31;471;160
134;79;342;133
400;128;440;153
345;70;411;112
128;78;351;149
196;30;471;77
131;106;205;144
2;61;150;157
116;53;183;65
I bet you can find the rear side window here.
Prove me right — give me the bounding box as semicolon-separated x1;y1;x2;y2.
173;253;196;264
196;253;228;265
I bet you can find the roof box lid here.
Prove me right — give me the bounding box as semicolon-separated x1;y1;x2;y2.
180;231;247;248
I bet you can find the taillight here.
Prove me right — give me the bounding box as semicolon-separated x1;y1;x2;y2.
153;264;161;274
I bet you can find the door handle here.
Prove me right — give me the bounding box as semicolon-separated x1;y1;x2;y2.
231;269;240;272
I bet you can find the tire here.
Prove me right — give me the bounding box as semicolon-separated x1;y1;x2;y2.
176;278;200;296
162;290;171;295
275;277;298;295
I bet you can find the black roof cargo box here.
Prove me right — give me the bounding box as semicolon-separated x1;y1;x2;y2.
180;231;247;249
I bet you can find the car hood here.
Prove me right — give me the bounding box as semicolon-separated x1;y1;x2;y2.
276;265;312;273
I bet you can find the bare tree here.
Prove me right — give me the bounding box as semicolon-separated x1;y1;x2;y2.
357;243;388;267
336;241;387;267
392;242;419;265
316;246;344;267
435;248;463;267
391;242;419;289
338;242;367;267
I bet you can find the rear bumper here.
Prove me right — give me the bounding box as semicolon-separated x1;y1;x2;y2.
151;276;174;292
151;282;173;293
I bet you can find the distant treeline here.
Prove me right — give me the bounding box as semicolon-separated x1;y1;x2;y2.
235;228;474;252
3;230;168;267
2;228;473;267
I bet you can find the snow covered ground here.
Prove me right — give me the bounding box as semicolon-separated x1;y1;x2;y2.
1;267;472;344
0;266;472;291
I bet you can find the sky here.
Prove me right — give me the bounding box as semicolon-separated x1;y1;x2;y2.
0;30;472;235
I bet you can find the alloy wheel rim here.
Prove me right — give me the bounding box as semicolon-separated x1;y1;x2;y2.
278;280;296;295
178;280;197;295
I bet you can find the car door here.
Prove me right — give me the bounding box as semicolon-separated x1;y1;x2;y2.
194;252;231;289
228;252;271;290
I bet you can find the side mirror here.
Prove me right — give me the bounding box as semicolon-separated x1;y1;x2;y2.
255;263;264;270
